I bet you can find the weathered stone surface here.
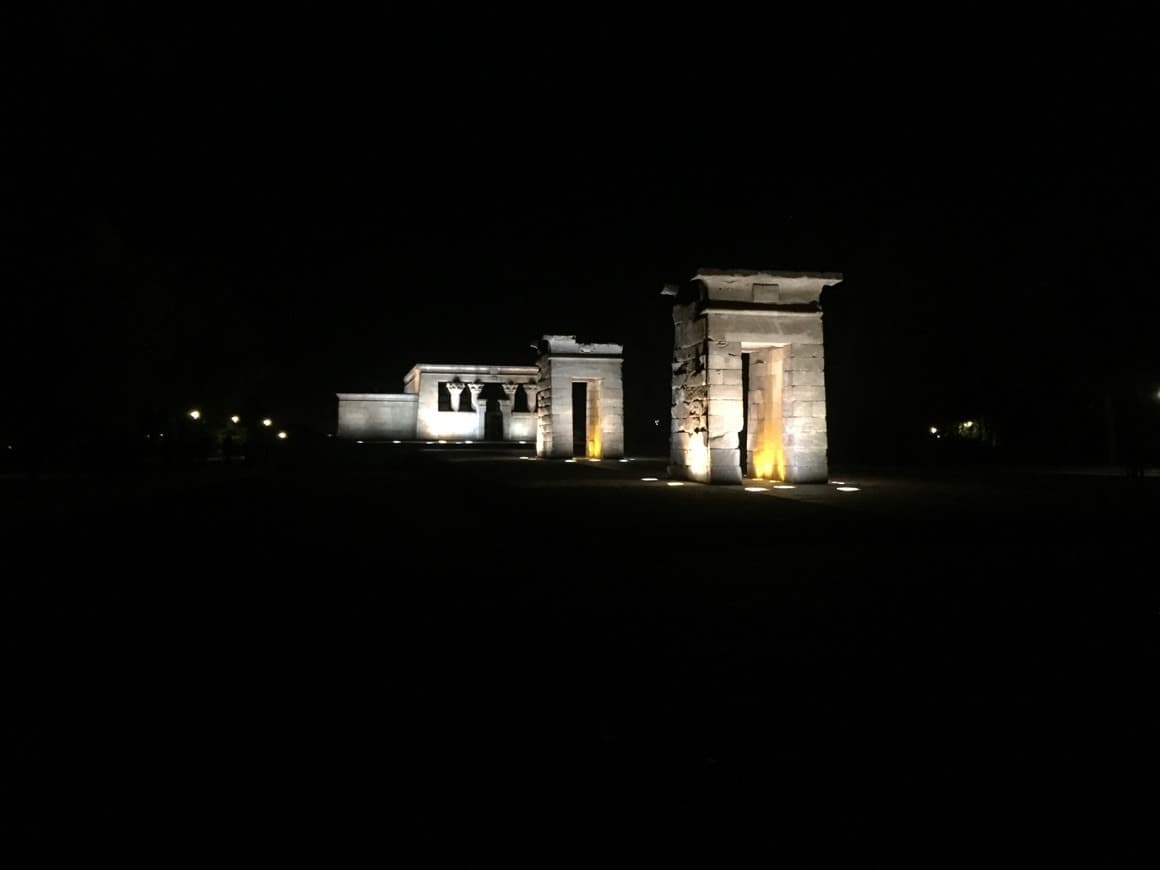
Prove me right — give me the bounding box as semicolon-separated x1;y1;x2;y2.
707;396;743;414
752;283;781;304
707;414;742;434
709;448;743;484
709;431;739;449
703;279;753;303
790;370;825;387
783;385;825;403
784;430;828;450
784;451;829;484
678;368;708;387
779;417;825;433
672;301;698;324
707;348;743;370
707;311;824;346
786;355;824;372
708;369;743;385
708;384;744;401
789;401;827;418
675;318;707;346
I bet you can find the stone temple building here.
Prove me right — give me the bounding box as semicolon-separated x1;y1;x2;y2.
668;269;843;484
336;335;624;460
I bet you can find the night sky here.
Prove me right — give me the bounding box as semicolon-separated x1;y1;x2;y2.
10;8;1158;462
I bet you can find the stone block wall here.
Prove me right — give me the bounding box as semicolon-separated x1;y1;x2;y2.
781;343;828;482
336;394;418;440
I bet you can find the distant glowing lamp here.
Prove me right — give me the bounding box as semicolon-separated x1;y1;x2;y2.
392;440;401;444
832;481;846;485
745;487;767;492
667;481;685;487
588;457;600;462
836;486;861;492
773;485;795;489
963;420;974;428
230;415;240;424
641;477;658;482
929;426;938;435
618;458;629;463
277;431;288;440
465;440;473;444
438;440;448;444
262;418;273;427
188;409;201;421
565;458;577;463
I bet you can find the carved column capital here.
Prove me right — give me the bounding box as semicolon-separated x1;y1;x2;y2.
446;381;466;412
502;382;519;401
466;382;486;413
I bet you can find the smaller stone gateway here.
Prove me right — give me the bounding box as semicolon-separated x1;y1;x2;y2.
336;336;624;459
533;335;624;460
668;268;843;484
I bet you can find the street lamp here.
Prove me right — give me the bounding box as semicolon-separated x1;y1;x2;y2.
188;409;201;421
230;415;240;424
261;418;273;427
277;431;288;440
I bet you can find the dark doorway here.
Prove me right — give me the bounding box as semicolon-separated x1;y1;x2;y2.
572;382;587;457
484;397;503;440
740;352;751;477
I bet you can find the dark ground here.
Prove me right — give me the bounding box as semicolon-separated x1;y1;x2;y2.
5;445;1158;860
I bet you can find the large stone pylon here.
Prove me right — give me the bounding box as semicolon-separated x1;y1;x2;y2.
668;269;843;484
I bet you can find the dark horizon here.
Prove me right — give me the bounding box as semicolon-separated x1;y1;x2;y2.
8;8;1158;466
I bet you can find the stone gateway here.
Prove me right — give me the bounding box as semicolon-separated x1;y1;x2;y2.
668;269;843;484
